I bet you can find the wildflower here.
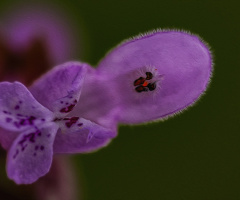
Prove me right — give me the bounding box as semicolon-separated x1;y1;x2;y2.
74;30;212;125
0;29;212;185
0;62;115;184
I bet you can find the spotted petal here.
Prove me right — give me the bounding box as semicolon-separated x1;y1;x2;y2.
53;118;116;153
0;82;53;132
97;30;212;123
30;62;88;116
7;123;58;184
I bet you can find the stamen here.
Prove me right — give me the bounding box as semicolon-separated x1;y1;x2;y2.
135;85;148;93
146;72;153;80
134;77;145;86
133;70;158;93
147;82;156;91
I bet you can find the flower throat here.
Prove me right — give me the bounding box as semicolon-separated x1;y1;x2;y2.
134;72;156;93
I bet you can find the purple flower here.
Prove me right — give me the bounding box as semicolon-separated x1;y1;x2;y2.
74;30;212;125
0;62;115;184
0;3;81;85
0;29;212;185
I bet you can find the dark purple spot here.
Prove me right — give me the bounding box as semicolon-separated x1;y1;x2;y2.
74;99;77;103
65;102;69;105
19;132;36;144
40;146;44;150
41;118;45;121
19;119;26;125
28;116;36;125
65;117;79;128
38;132;42;136
21;144;28;152
17;113;23;117
29;134;35;143
15;105;20;110
53;118;61;122
3;110;11;115
14;121;20;128
19;101;22;104
33;153;37;156
47;134;51;138
21;146;26;151
78;123;83;127
17;129;42;151
69;96;73;99
60;101;63;104
6;117;12;123
13;149;19;159
60;104;75;113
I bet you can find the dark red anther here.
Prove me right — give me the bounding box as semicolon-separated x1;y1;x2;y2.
146;72;153;80
135;85;148;93
147;82;156;91
134;77;145;86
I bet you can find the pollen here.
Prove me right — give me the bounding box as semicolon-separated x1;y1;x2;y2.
142;81;148;87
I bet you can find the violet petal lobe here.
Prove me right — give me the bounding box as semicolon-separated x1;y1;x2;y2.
0;82;53;132
30;62;88;115
53;118;116;154
7;123;58;184
70;67;120;129
97;30;212;124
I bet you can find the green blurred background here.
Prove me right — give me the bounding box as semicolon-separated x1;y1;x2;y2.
1;0;240;199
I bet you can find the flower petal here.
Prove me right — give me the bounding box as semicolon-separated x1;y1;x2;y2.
0;82;53;132
53;118;116;153
70;67;120;129
7;122;58;184
30;62;88;115
97;30;212;123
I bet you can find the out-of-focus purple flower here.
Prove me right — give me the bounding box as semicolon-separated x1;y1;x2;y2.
74;30;212;125
1;3;81;65
0;62;115;184
0;3;82;85
34;156;80;200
